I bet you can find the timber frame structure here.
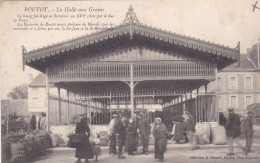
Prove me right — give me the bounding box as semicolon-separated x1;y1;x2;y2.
22;6;240;128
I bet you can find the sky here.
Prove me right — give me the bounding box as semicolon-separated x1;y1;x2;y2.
0;0;260;99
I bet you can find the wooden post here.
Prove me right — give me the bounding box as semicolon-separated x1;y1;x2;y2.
46;69;50;132
67;90;70;124
215;68;219;122
130;64;134;118
58;87;61;124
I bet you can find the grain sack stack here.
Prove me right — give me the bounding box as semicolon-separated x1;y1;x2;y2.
99;131;109;146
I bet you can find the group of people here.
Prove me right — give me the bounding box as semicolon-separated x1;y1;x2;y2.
1;112;47;134
221;108;254;156
107;112;170;162
73;108;255;162
71;111;169;162
30;112;47;131
108;112;151;158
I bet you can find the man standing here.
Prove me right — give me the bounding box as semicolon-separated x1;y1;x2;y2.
243;111;254;155
226;108;243;156
138;114;151;155
108;114;118;155
186;112;198;150
40;112;47;131
114;114;128;159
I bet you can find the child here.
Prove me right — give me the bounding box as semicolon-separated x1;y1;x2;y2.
89;125;102;162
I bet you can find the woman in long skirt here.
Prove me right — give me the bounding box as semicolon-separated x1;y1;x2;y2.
75;114;94;163
124;118;138;155
153;117;169;162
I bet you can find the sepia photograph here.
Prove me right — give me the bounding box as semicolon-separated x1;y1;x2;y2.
1;0;260;162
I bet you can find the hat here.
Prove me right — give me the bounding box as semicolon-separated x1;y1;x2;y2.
228;108;234;112
112;114;118;117
129;118;134;124
138;114;143;117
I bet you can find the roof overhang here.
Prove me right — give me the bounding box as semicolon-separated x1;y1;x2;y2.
23;12;240;72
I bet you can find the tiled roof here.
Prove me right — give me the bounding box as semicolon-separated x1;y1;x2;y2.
220;54;257;71
28;73;46;87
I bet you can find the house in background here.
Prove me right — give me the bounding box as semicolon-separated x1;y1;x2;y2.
217;42;260;116
28;73;63;114
28;73;48;114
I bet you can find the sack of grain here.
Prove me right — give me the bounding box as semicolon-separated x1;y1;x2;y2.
45;134;52;148
50;134;59;147
39;134;47;150
9;142;26;163
212;126;227;145
34;135;46;156
196;123;210;144
100;135;108;140
1;138;11;163
58;135;70;147
24;138;34;162
99;139;109;146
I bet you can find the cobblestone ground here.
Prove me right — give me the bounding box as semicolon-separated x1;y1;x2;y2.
34;139;260;163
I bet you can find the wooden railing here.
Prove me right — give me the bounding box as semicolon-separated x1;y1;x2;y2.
48;61;215;82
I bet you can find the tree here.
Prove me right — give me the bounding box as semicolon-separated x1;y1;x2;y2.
7;84;28;100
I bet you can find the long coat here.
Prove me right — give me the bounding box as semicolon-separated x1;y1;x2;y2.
30;116;36;130
243;116;253;135
75;118;94;159
124;123;138;153
153;123;168;153
174;122;185;142
139;118;151;136
226;113;241;138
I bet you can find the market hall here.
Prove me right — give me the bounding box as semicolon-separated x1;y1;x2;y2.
22;6;240;129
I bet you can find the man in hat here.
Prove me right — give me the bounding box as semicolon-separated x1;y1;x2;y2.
138;113;151;155
243;111;254;155
226;108;243;156
40;112;47;131
108;113;119;155
114;114;128;159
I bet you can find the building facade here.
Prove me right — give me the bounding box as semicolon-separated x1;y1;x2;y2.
217;50;260;116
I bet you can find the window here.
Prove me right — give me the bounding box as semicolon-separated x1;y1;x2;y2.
32;97;39;107
245;77;252;90
229;77;237;90
245;96;252;107
230;96;237;108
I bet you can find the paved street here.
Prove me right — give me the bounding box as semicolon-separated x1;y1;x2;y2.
34;139;260;163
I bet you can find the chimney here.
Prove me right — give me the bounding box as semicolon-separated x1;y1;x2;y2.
29;74;33;83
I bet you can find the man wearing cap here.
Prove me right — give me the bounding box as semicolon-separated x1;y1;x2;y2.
114;114;128;159
108;114;119;155
226;108;243;156
138;113;151;155
243;111;254;155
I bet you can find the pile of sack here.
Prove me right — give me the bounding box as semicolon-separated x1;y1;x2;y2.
99;131;109;146
2;130;53;163
195;122;227;145
49;134;70;147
